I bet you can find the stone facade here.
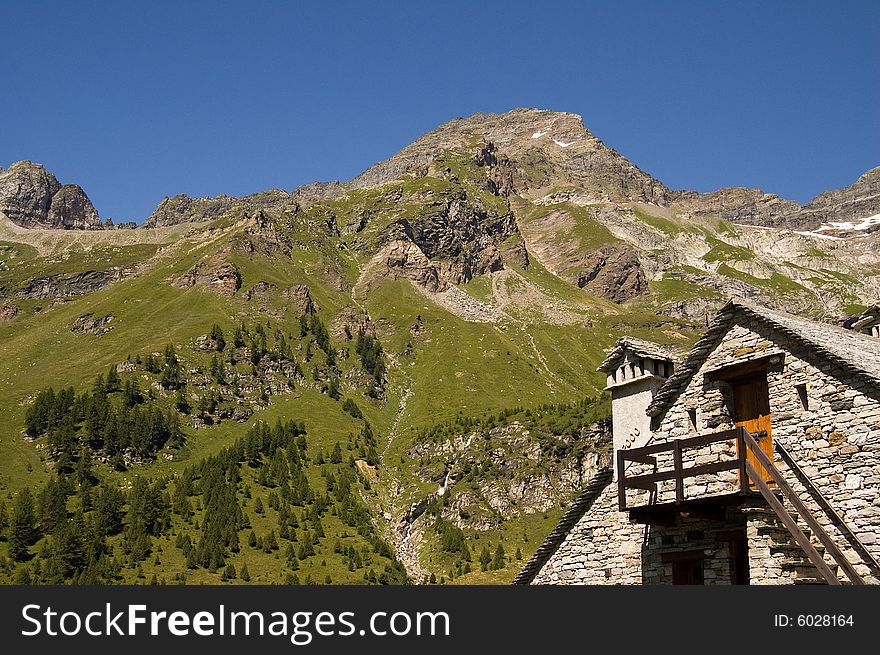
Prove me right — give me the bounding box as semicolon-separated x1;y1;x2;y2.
529;302;880;585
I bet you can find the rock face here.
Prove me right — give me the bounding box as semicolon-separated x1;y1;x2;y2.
674;187;802;229
576;245;647;303
10;270;117;299
0;161;101;229
282;284;317;316
232;210;293;256
142;190;294;228
172;255;241;297
799;167;880;228
71;313;114;335
47;184;101;229
142;194;239;228
674;167;880;232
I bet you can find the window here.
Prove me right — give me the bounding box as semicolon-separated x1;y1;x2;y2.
672;558;705;585
796;383;809;410
663;550;706;585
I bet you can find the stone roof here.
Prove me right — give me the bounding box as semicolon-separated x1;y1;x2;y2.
597;336;681;373
646;300;880;418
511;468;613;585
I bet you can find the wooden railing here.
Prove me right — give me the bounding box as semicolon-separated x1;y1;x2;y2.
741;429;865;585
774;441;880;578
617;427;747;511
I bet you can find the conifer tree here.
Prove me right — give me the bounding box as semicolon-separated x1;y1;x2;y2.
10;488;37;562
240;564;250;581
492;544;506;570
211;324;226;352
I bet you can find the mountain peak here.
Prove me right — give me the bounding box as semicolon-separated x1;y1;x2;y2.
346;108;670;205
0;160;102;230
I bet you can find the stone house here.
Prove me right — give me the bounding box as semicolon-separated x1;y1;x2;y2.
514;300;880;585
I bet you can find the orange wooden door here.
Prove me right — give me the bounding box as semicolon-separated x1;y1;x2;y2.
732;375;774;488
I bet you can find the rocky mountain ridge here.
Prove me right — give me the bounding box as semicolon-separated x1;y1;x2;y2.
0;161;102;230
4;110;878;237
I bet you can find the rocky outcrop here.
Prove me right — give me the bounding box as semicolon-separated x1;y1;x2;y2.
0;302;19;321
384;194;515;289
143;190;295;228
71;313;114;335
11;270;117;299
142;194;239;228
674;187;802;229
47;184;101;229
674;168;880;232
800;167;880;228
375;238;444;292
172;256;241;297
0;161;101;229
576;245;647;303
283;284;318;316
232;210;293;256
406;421;611;532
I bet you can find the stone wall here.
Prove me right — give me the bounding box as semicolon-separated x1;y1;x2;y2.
531;482;750;585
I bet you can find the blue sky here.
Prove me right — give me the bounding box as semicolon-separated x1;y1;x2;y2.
1;1;878;223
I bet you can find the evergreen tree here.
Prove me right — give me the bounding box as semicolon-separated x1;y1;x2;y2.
144;353;162;374
105;365;120;393
10;488;37;562
478;545;491;572
38;476;68;535
94;483;126;536
210;354;225;384
240;564;250;581
0;499;8;541
492;544;506;570
160;344;182;390
211;324;226;351
175;390;191;414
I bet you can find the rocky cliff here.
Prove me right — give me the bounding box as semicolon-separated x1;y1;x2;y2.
0;161;101;229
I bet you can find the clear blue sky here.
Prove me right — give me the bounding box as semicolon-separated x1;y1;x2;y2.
2;1;878;223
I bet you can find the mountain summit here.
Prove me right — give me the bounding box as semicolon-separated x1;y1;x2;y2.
0;160;102;229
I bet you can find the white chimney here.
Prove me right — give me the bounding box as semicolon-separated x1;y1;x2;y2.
597;338;678;479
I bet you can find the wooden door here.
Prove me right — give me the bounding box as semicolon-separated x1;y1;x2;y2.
731;374;774;488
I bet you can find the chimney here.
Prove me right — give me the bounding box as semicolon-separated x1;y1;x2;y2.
597;338;678;479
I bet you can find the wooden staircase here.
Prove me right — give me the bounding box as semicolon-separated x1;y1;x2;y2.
742;428;866;585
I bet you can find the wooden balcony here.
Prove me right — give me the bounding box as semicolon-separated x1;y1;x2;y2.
617;427;753;524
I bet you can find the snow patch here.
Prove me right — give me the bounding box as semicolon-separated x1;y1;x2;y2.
815;213;880;232
531;130;547;139
553;139;575;148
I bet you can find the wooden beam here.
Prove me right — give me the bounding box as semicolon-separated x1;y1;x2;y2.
661;549;707;563
625;453;657;466
679;506;727;522
617;450;627;512
630;509;676;526
673;440;684;504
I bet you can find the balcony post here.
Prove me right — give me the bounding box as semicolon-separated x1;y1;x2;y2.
673;440;684;503
737;427;748;492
